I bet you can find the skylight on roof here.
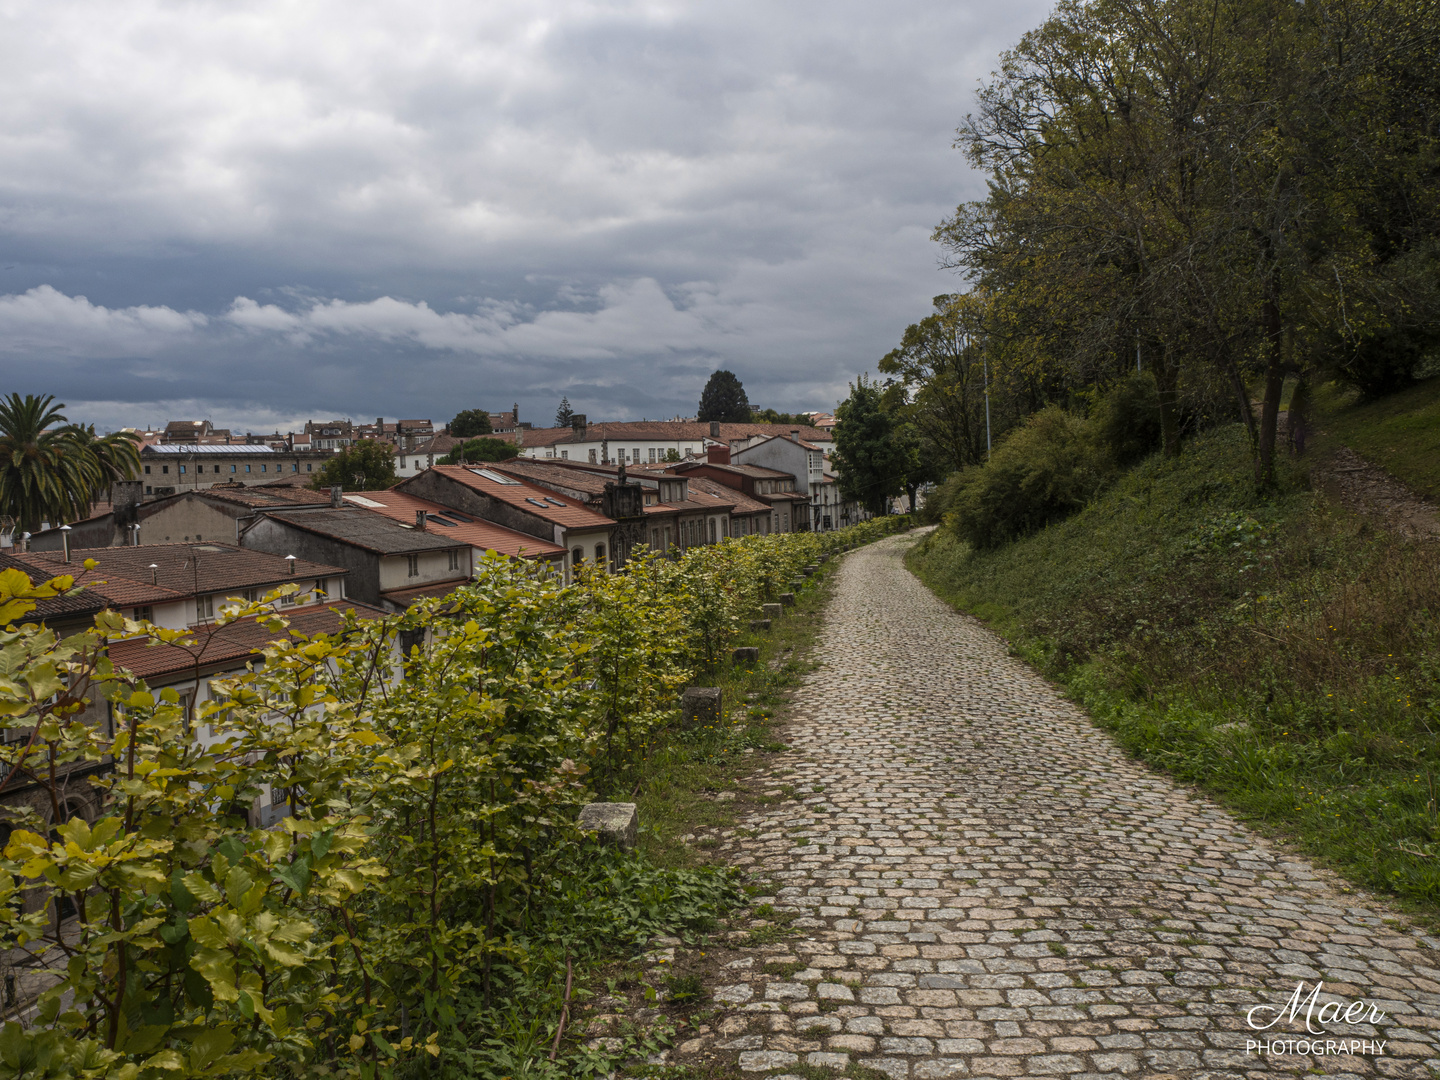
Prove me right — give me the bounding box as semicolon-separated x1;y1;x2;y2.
544;497;566;506
525;498;550;508
439;511;474;523
472;468;519;484
344;495;386;508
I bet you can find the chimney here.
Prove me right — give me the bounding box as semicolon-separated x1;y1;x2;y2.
415;510;427;531
707;444;731;465
376;417;384;431
709;421;720;438
790;429;800;440
286;554;297;575
149;563;159;585
330;485;344;508
60;524;72;563
571;413;587;435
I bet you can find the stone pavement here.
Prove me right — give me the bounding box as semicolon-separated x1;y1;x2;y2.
698;530;1440;1079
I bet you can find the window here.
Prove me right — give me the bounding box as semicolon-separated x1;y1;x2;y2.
572;547;583;565
648;448;656;463
179;465;186;474
230;464;236;473
132;606;153;622
588;449;597;463
407;554;419;577
560;450;568;460
261;464;267;472
651;528;659;548
162;465;169;474
709;519;716;544
144;465;151;474
292;463;298;472
195;594;214;622
280;590;297;607
245;465;251;473
306;464;312;471
633;447;640;462
144;485;152;494
595;543;605;565
721;518;729;538
448;550;460;571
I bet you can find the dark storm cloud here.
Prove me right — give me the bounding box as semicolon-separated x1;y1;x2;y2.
0;0;1048;432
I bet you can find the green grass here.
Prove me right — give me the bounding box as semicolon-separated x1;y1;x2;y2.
633;558;840;867
1314;376;1440;500
907;423;1440;921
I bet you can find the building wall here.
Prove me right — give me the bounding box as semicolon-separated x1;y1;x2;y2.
137;499;245;544
140;451;331;499
241;517;383;606
377;548;465;592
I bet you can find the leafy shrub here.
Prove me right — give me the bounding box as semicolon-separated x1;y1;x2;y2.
949;406;1109;548
1089;373;1161;467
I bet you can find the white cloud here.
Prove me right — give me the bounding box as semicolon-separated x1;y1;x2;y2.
0;0;1052;427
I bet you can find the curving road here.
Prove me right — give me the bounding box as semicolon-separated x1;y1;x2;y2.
698;529;1440;1079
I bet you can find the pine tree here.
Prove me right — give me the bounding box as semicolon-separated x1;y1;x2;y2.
696;371;750;423
555;397;575;428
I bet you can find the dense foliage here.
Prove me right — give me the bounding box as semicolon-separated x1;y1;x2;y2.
695;371;750;424
928;0;1440;486
310;441;398;492
438;439;520;465
0;515;910;1079
448;411;493;439
0;394;141;533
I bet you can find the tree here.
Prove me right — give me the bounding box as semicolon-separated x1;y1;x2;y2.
555;397;575;427
696;370;751;423
831;376;909;515
0;394;141;533
311;440;398;491
750;408;806;425
450;409;493;438
441;438;521;464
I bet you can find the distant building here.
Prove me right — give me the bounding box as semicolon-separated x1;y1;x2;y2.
508;418;834;467
303;420;355;450
139;445;331;500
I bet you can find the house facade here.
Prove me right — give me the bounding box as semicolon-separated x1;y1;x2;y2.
140;445;332;500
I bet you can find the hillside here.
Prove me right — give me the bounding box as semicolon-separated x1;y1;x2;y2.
1314;376;1440;500
907;421;1440;917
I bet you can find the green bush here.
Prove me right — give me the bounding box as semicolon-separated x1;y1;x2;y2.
949;406;1109;549
1090;373;1161;467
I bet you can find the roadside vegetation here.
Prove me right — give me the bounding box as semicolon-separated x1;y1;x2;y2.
0;514;908;1080
908;408;1440;919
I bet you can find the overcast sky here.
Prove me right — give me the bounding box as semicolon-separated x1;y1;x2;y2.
0;0;1048;433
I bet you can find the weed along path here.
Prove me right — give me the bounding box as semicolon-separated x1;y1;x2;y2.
683;529;1440;1079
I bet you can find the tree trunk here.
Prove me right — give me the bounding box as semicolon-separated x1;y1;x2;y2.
1257;292;1285;487
1155;343;1181;457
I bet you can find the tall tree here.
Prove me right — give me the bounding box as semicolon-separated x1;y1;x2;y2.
310;440;398;491
831;376;908;516
0;394;140;533
450;409;493;438
696;370;751;423
554;397;575;428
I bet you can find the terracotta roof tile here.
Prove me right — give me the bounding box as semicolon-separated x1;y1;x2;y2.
256;508;468;555
348;491;565;559
18;544;347;602
414;466;614;529
106;599;386;681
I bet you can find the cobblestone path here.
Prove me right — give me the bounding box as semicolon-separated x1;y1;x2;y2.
699;530;1440;1079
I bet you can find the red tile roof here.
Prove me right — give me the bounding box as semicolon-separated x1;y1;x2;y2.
347;490;565;560
415;466;614;530
380;578;472;605
17;544;347;603
106;599;386;680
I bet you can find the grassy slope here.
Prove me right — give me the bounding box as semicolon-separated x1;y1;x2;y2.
1314;376;1440;499
907;423;1440;920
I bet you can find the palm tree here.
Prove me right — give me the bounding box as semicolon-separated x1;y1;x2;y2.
0;394;140;534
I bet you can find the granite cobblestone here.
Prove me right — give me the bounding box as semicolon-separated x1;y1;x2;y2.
704;531;1440;1078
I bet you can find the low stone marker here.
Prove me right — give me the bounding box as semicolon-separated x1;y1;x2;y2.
749;618;771;631
578;802;638;848
803;565;817;576
779;592;796;607
761;603;782;619
733;646;760;665
681;686;723;729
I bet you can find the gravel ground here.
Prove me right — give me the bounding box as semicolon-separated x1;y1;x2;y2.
690;529;1440;1079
